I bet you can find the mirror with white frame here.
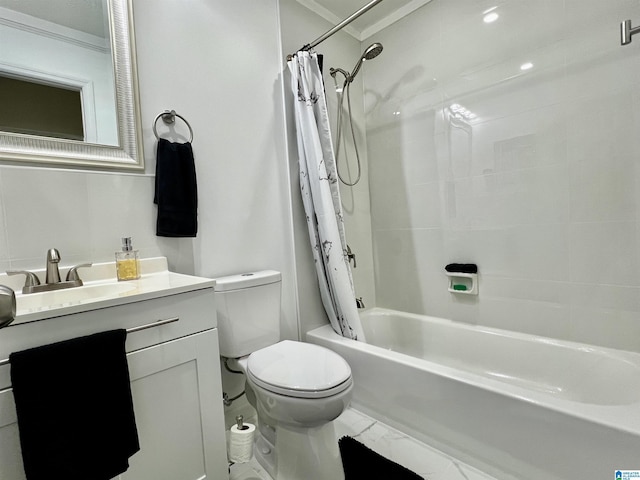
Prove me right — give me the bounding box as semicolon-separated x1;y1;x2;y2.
0;0;144;170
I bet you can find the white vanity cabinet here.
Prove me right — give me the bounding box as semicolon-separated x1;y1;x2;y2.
0;286;229;480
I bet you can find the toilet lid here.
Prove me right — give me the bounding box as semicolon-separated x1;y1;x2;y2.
247;340;352;399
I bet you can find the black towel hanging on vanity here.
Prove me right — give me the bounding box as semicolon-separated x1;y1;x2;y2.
9;329;140;480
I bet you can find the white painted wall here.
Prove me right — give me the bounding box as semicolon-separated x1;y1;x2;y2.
132;0;298;343
0;0;299;344
361;0;640;351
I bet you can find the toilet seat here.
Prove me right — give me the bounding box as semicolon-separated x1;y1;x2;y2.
247;340;352;399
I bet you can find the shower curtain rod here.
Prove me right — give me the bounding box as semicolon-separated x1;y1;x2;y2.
287;0;383;60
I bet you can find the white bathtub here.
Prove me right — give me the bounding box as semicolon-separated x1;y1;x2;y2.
307;307;640;480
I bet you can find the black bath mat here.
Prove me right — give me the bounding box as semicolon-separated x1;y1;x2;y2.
339;436;424;479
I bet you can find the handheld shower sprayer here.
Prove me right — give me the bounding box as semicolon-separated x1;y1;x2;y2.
330;43;383;84
350;42;383;80
330;43;383;186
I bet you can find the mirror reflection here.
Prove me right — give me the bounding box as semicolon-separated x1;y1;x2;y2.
0;0;118;146
0;0;143;170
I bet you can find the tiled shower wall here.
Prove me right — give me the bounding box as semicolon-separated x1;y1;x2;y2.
361;0;640;350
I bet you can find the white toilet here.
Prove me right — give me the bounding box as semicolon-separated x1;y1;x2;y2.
214;270;353;480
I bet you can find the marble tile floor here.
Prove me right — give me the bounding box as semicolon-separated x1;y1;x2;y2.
229;407;497;480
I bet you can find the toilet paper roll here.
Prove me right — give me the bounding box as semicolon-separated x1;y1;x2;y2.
228;422;256;463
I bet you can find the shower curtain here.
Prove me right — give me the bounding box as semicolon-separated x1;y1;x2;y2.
287;51;365;341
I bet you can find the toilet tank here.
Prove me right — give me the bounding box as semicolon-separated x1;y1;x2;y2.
214;270;282;358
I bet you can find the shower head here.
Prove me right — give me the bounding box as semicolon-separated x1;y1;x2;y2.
349;42;383;81
364;42;384;60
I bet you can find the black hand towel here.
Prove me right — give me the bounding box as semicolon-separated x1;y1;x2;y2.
10;329;139;480
154;138;198;237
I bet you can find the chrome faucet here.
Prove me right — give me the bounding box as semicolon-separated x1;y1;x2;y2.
45;248;62;284
6;249;92;294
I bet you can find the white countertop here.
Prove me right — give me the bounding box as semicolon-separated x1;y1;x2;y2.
1;257;215;325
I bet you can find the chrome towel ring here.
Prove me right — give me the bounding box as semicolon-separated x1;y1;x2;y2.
153;109;194;143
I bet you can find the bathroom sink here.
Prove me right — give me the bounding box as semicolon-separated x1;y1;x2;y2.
16;282;137;314
1;257;216;324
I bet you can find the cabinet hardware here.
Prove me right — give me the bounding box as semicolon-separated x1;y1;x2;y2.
0;317;180;369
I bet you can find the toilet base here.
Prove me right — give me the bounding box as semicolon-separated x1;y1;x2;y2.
254;430;276;479
253;420;345;480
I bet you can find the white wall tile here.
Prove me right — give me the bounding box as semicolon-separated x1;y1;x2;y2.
569;155;637;223
569;221;640;286
85;173;164;263
356;0;640;349
1;168;92;269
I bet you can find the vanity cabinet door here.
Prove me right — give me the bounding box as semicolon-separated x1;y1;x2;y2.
122;328;229;480
0;388;25;479
0;328;228;480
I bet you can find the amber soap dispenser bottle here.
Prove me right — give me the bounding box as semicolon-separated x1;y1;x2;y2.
115;237;140;281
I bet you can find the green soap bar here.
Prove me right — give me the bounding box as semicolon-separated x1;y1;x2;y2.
453;284;468;291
